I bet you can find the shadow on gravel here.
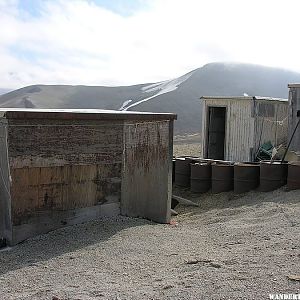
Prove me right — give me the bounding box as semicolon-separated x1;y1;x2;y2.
0;216;156;276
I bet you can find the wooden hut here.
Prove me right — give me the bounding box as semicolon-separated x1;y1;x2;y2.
0;109;176;246
200;96;288;162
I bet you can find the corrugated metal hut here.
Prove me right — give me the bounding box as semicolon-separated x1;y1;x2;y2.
200;96;288;162
288;84;300;154
0;109;176;246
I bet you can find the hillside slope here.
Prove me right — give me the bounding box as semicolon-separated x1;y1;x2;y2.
1;62;300;133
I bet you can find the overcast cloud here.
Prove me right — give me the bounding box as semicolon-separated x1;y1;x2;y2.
1;0;300;89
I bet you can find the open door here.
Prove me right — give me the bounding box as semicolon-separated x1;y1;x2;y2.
207;107;226;160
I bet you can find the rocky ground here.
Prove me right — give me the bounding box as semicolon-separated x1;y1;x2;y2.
0;186;299;299
173;134;201;157
173;143;201;157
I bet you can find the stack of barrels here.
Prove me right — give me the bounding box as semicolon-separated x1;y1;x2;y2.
173;156;300;193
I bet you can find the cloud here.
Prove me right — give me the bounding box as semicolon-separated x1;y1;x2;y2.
1;0;300;89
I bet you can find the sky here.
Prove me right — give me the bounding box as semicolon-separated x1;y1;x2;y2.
1;0;300;89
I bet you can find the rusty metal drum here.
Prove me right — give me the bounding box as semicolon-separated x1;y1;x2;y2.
175;158;191;187
190;163;212;193
287;162;300;190
211;163;234;193
259;161;288;192
185;157;201;164
234;163;260;194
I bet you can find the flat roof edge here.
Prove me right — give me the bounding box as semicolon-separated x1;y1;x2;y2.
0;109;177;121
200;96;288;102
288;83;300;88
200;96;253;100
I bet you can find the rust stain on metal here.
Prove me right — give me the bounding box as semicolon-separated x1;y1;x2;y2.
125;121;169;174
121;120;172;223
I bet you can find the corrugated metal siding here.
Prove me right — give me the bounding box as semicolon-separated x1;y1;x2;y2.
227;100;254;161
201;98;288;162
253;100;288;154
201;99;253;162
288;87;300;153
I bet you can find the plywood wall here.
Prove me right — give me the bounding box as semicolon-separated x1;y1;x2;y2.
7;119;123;225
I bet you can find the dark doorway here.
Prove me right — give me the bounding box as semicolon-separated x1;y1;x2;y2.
206;107;226;160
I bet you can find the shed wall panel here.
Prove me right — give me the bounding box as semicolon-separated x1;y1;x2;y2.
10;164;121;226
7;119;124;168
121;120;172;223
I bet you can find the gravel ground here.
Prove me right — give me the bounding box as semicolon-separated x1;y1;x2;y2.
173;143;201;157
0;187;300;299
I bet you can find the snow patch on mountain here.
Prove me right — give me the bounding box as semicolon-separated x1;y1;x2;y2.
121;71;195;111
119;99;132;110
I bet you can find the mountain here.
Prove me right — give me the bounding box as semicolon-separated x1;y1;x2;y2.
1;62;300;134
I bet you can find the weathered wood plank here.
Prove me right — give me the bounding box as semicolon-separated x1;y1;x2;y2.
10;164;121;226
7;119;124;168
121;121;172;223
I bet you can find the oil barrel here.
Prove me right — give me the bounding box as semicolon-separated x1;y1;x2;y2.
185;157;201;164
211;163;234;193
287;162;300;190
259;161;288;192
234;163;260;194
175;158;191;187
190;163;212;193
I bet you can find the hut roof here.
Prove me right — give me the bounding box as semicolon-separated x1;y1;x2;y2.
0;108;177;121
288;84;300;88
200;96;287;102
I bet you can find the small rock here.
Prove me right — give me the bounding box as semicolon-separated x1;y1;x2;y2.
163;285;173;290
209;262;222;268
186;259;200;265
166;253;178;257
186;258;212;265
287;275;300;281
